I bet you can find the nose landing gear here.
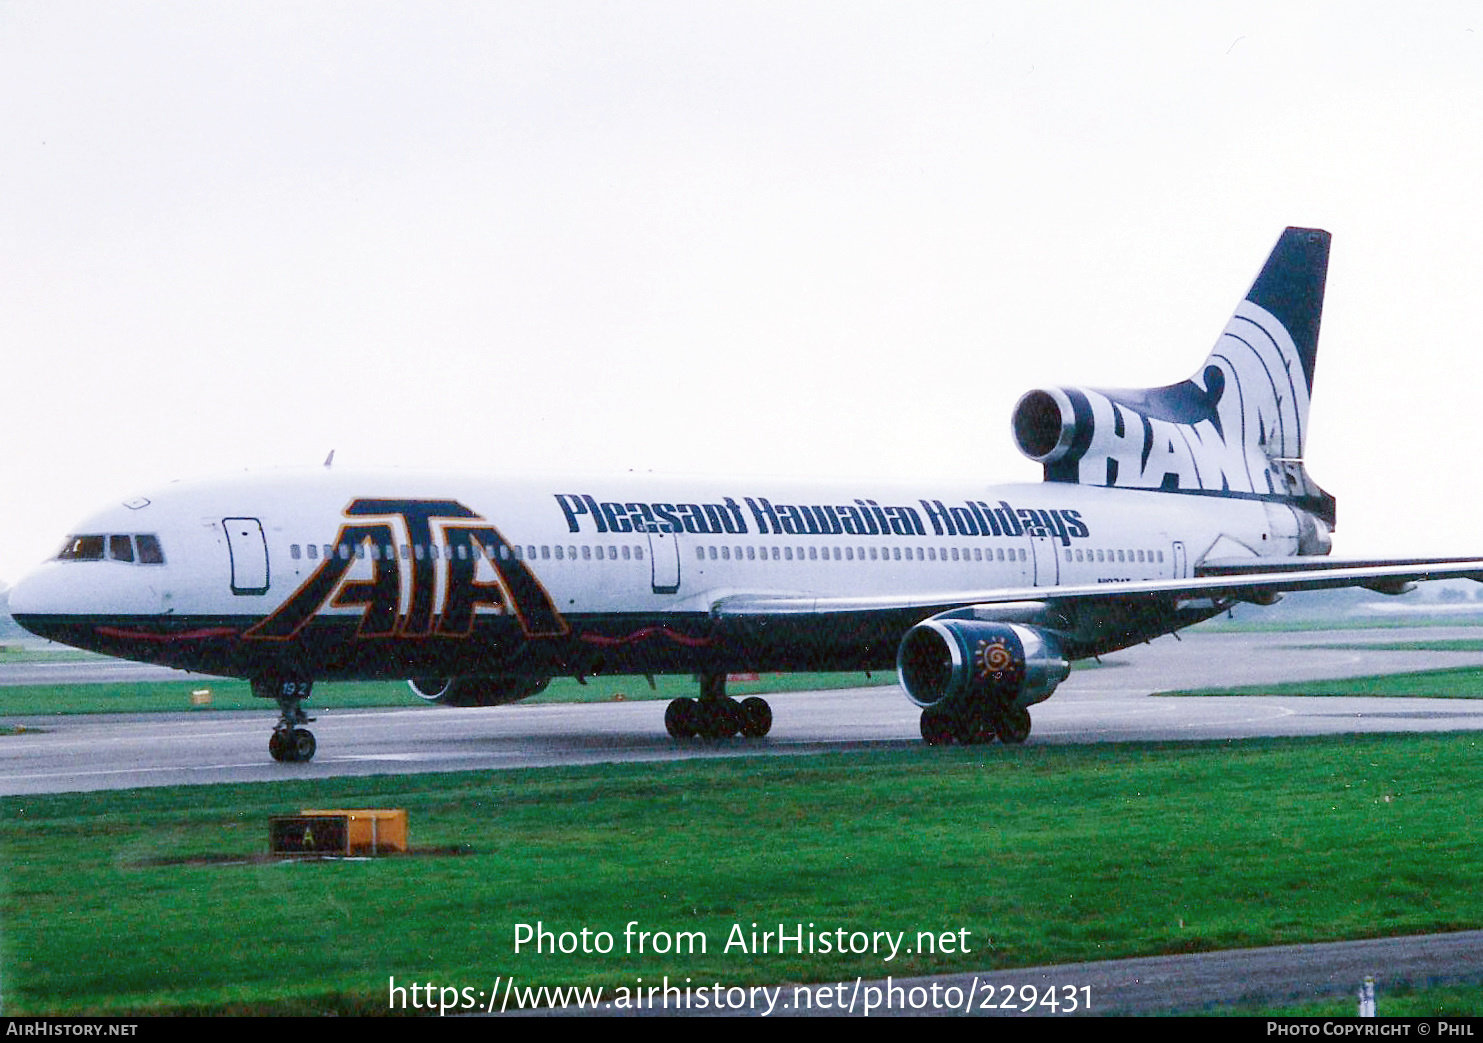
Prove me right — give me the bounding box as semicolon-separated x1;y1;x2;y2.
253;677;318;763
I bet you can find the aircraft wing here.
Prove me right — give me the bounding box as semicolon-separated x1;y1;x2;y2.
709;557;1483;618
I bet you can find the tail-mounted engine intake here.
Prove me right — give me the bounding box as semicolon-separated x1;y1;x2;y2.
408;676;550;707
1011;388;1080;466
896;619;1069;713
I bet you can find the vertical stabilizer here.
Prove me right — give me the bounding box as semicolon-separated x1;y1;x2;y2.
1245;226;1329;396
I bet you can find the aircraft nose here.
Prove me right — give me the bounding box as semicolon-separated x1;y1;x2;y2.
10;567;39;615
8;564;63;638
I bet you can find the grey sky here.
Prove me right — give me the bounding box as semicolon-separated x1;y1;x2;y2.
5;2;1483;584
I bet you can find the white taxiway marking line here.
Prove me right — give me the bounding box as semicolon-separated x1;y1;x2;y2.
331;753;459;762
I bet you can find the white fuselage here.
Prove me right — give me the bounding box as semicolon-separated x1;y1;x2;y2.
11;467;1302;681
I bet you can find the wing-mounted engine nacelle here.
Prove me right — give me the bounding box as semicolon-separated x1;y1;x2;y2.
896;619;1069;713
408;676;550;707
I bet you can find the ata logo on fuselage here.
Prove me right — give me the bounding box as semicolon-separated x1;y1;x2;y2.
245;499;567;641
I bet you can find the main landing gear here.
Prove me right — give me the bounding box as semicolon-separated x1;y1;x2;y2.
919;701;1032;746
665;674;773;740
253;677;318;763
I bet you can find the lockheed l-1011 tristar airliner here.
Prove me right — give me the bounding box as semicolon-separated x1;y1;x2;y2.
13;228;1483;761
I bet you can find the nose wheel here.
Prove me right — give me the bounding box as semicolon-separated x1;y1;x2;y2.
253;677;318;763
268;725;317;763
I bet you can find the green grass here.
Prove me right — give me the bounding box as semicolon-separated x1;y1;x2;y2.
3;733;1482;1014
0;679;413;716
0;672;896;717
1295;639;1483;653
1194;616;1483;633
524;671;896;704
0;645;107;664
1164;665;1483;698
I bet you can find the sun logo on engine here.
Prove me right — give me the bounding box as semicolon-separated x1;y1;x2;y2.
975;638;1013;681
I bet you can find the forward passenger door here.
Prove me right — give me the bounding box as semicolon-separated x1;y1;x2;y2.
223;517;270;595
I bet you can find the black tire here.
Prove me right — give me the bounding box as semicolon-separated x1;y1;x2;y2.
739;697;772;738
711;698;742;739
292;729;317;762
920;706;953;745
665;697;698;739
695;698;738;740
994;706;1032;744
957;705;997;745
268;730;289;762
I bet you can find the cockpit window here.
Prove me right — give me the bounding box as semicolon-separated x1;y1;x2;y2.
57;533;165;564
58;535;105;561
